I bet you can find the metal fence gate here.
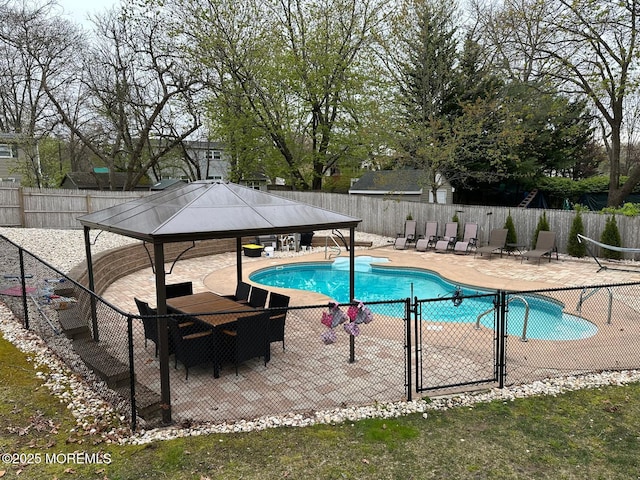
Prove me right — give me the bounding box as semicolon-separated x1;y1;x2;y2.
412;292;502;394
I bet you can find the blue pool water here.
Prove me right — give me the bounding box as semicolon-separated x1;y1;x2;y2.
249;256;598;341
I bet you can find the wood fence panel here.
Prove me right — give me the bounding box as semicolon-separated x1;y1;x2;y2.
0;183;21;226
1;184;639;258
276;191;640;257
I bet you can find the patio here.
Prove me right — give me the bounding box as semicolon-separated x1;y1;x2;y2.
99;242;640;424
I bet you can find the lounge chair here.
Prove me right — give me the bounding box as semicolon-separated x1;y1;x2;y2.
434;222;458;253
475;228;508;259
415;222;438;251
453;223;479;255
394;219;418;249
521;230;558;264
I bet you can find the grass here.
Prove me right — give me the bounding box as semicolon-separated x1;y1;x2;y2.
1;334;640;479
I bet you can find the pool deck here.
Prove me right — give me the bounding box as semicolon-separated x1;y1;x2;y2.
105;243;640;312
101;243;640;423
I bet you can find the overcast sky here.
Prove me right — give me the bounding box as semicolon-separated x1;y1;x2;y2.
57;0;117;25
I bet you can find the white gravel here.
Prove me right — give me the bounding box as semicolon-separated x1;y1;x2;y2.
1;227;639;445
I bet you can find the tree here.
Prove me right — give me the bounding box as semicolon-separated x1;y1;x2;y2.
176;0;388;190
0;1;83;187
600;215;622;260
504;211;517;251
42;4;204;190
566;211;586;258
473;0;640;207
386;0;461;202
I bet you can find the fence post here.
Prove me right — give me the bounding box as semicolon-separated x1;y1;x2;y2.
18;186;25;227
18;248;30;330
127;315;137;431
497;290;507;388
405;297;412;402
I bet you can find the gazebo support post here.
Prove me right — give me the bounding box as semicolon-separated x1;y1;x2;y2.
349;227;355;363
236;237;242;285
83;226;99;341
154;242;172;424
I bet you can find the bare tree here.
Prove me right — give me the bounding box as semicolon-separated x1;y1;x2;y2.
42;4;204;190
0;0;82;187
473;0;640;206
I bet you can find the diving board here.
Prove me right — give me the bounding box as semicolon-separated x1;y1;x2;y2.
577;234;640;272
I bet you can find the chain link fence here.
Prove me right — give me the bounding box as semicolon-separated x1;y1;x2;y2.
2;234;640;431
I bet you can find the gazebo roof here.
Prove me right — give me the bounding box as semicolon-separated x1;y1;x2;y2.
77;181;361;242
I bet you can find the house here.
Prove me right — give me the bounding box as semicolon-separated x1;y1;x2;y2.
150;178;187;191
152;140;230;183
60;170;151;190
0;133;23;183
348;169;453;204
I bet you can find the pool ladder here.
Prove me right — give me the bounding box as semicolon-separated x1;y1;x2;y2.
324;229;346;259
475;295;530;342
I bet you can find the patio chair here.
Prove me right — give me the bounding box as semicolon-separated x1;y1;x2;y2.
475;228;508;259
221;311;270;375
415;222;438;252
267;292;290;352
223;281;251;303
135;297;159;355
521;230;558;264
165;281;193;299
247;286;269;308
453;223;479;255
394;219;417;250
167;317;214;380
434;222;458;253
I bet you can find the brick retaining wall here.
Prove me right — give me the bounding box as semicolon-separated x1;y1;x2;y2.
68;238;240;297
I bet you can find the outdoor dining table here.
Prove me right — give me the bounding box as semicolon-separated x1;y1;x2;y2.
166;291;258;377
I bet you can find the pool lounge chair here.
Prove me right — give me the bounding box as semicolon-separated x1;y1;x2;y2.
394;219;418;249
521;230;558;264
434;222;458;253
453;223;478;255
415;222;438;251
475;228;508;259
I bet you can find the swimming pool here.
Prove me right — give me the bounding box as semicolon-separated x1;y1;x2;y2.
249;256;598;341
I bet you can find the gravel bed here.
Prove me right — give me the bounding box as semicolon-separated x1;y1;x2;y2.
1;227;639;445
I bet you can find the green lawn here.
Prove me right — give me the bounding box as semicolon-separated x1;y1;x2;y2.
1;334;639;479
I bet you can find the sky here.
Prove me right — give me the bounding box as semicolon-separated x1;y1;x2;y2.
57;0;118;25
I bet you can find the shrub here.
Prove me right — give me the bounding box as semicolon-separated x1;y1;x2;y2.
566;212;586;258
600;215;622;260
532;211;550;249
452;212;460;237
602;202;640;217
504;211;517;251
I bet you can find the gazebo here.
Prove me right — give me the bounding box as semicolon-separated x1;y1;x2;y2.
77;181;361;422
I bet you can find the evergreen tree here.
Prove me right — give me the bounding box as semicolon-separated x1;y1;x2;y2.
600;216;622;260
532;211;550;249
503;211;517;252
452;212;460;237
566;211;586;258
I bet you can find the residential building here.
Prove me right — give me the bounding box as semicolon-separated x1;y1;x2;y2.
348;169;453;204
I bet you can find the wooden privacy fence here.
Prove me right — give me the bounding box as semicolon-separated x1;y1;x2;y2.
1;182;638;256
0;183;149;229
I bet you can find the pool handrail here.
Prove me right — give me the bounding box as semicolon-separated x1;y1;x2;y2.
475;295;530;342
577;287;613;325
